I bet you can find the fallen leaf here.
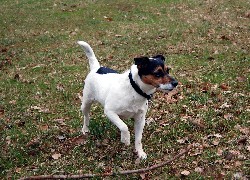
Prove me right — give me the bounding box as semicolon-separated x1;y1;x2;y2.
223;114;233;120
194;167;203;173
177;137;189;144
233;172;245;179
26;137;40;148
70;135;86;145
135;158;141;165
103;16;113;21
53;118;67;126
15;168;22;173
217;172;225;179
220;35;230;40
52;153;61;160
220;83;229;90
224;151;234;161
246;146;250;152
115;34;122;37
30;106;50;113
200;82;212;92
189;118;206;128
6;136;11;145
78;93;83;101
235;125;250;135
234;161;242;167
57;135;66;141
237;136;247;144
140;173;146;179
207;133;222;139
181;170;190;176
212;139;220;146
220;102;231;109
56;84;65;92
0;108;4;118
9;100;16;105
236;76;246;82
39;124;49;131
217;148;223;156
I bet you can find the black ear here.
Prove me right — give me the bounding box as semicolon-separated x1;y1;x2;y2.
134;56;150;66
153;55;165;61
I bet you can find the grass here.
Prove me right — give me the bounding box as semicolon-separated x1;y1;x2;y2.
0;0;249;179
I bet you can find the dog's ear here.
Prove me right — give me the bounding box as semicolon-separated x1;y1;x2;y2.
134;56;150;68
153;55;165;62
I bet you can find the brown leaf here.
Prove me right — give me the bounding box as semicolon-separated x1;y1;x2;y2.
56;83;65;92
15;168;22;173
219;83;229;90
237;136;247;144
104;16;113;21
14;74;20;80
139;173;146;179
224;151;234;160
194;167;203;173
200;82;212;92
70;135;86;145
26;137;40;148
53;118;67;126
246;146;250;152
39;124;49;131
189;118;206;128
212;139;220;146
181;170;190;176
223;113;233;120
52;153;61;160
235;125;250;135
9;100;16;105
0;108;4;118
6;136;11;145
177;137;189;144
220;35;230;40
165;88;179;103
30;106;50;113
115;34;122;37
217;148;223;156
236;76;246;82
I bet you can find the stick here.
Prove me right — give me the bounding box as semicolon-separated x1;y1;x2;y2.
19;145;193;180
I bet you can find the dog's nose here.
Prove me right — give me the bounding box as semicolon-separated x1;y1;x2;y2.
172;80;178;87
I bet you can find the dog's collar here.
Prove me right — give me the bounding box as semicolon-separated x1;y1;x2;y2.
128;72;152;100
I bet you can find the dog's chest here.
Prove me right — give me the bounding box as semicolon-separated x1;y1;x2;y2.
117;99;148;119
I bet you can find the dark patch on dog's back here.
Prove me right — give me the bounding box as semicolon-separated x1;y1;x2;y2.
96;67;118;74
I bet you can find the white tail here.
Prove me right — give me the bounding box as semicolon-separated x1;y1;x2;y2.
77;41;100;70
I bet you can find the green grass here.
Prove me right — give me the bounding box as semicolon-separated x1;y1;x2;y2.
0;0;249;179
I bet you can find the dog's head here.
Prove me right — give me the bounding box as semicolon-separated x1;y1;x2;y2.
134;55;178;92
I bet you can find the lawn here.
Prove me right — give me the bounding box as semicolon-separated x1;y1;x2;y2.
0;0;249;179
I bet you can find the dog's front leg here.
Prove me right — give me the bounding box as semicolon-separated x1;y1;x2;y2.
104;110;130;145
134;112;147;159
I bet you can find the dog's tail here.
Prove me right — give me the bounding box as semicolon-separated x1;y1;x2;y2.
77;41;100;70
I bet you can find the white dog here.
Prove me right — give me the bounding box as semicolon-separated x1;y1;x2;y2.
78;41;178;159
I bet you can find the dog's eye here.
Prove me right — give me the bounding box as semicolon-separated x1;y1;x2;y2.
153;72;164;78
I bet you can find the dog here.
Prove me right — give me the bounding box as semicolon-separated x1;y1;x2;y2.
77;41;178;159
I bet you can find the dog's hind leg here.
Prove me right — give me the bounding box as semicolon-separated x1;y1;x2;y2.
81;99;92;134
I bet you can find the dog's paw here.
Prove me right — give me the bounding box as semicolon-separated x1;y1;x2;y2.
121;131;130;146
138;151;147;159
81;126;89;135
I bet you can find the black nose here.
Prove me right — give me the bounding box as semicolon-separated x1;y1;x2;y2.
172;80;178;87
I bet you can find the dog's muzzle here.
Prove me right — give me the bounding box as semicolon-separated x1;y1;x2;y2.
158;80;178;92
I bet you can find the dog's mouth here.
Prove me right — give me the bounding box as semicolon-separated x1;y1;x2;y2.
158;81;178;93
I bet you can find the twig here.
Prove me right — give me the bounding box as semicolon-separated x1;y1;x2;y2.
19;145;193;180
